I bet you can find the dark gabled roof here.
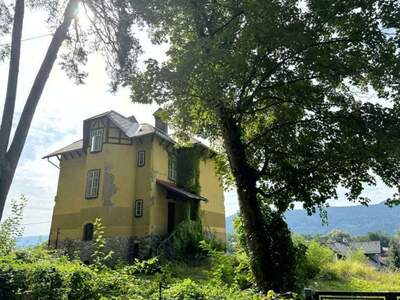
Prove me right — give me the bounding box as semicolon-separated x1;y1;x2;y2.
44;110;216;159
352;241;381;255
84;110;140;138
327;241;382;257
156;179;207;201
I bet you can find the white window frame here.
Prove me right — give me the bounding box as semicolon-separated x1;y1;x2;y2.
137;150;145;167
135;199;143;217
168;154;177;181
86;169;100;199
90;129;104;153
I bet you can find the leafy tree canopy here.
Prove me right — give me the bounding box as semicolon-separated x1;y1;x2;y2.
131;0;400;214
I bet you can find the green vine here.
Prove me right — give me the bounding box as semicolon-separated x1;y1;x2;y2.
176;145;202;195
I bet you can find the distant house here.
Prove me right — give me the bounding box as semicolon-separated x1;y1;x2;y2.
44;110;226;261
327;240;384;268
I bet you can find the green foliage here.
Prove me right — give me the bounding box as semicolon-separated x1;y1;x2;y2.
29;265;68;300
164;278;257;300
68;268;97;300
126;257;161;275
388;234;400;269
132;0;400;212
266;290;298;300
91;218;113;270
164;278;205;300
312;257;400;291
130;0;400;289
233;209;303;291
355;232;391;248
233;215;247;253
161;218;225;260
0;247;261;299
324;230;353;244
348;250;368;264
296;240;335;281
176;146;202;195
200;240;254;290
0;195;26;255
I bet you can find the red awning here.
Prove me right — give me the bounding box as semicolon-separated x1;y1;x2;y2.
156;179;207;201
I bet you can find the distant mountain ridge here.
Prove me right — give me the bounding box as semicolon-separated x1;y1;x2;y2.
16;235;48;248
226;202;400;236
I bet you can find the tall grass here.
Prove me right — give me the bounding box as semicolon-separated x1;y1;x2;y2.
311;255;400;291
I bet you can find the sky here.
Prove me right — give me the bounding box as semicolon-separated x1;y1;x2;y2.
0;8;396;237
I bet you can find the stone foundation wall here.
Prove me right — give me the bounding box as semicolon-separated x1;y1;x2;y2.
55;235;163;265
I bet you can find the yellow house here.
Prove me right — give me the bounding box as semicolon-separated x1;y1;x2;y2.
44;110;225;259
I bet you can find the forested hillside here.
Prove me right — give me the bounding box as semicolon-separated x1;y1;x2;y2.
226;202;400;236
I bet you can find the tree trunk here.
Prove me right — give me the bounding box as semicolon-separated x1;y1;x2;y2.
0;0;79;220
221;114;297;292
0;0;24;155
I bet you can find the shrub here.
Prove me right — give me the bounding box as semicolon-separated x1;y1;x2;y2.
164;278;205;300
126;256;161;275
0;196;27;256
91;218;114;269
161;219;207;260
200;240;254;289
304;241;335;277
29;264;68;300
68;268;97;300
0;261;29;299
388;236;400;270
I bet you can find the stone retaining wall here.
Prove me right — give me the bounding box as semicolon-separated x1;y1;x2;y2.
55;235;162;265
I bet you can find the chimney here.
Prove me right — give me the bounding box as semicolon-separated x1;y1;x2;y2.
153;109;168;134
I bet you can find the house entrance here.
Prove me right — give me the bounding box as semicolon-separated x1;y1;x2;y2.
167;202;175;234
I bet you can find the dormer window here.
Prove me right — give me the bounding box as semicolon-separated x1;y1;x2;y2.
90;129;104;153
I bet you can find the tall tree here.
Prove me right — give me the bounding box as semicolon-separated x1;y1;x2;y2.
130;0;400;291
0;0;141;220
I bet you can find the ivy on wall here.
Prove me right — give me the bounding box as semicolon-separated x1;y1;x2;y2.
176;145;202;195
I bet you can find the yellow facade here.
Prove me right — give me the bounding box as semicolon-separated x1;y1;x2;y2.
47;111;226;250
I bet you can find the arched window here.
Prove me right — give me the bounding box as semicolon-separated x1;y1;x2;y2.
83;223;94;241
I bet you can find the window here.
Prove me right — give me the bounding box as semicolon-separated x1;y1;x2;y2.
86;169;100;199
168;154;177;181
83;223;94;241
135;199;143;217
90;129;104;152
137;150;145;167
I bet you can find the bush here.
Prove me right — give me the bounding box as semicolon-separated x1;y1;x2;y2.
0;246;261;299
0;261;29;299
303;241;335;278
68;268;97;300
29;265;68;300
164;278;205;300
126;257;161;275
0;196;27;256
161;218;225;260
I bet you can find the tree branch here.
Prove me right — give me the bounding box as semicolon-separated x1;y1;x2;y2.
210;9;244;36
0;0;24;155
239;37;358;111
